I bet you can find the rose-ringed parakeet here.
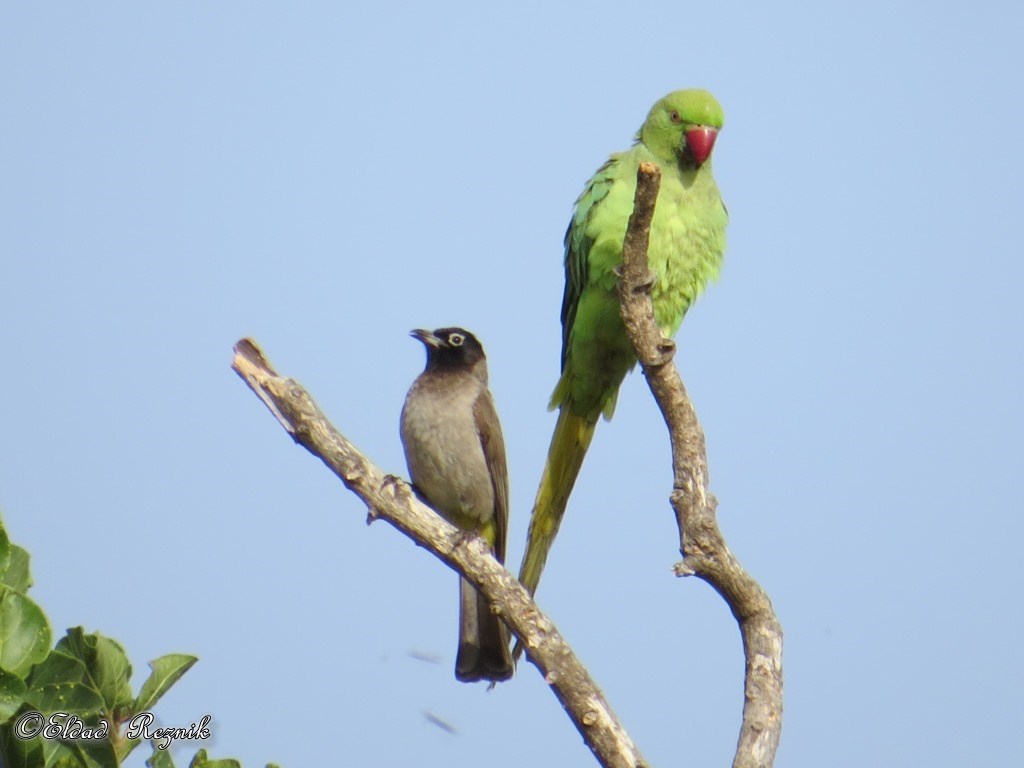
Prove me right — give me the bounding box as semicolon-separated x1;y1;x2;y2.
517;89;728;601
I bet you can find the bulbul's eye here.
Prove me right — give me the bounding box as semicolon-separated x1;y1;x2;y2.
449;333;465;346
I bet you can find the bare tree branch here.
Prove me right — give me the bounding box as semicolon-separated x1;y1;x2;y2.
232;161;782;767
617;162;784;768
231;339;648;768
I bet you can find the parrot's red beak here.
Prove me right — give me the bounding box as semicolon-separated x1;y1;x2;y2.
685;126;718;166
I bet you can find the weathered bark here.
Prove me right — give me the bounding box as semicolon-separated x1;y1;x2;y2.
617;162;784;768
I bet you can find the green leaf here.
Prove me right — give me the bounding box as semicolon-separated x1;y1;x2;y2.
0;516;33;593
0;527;11;570
0;544;33;593
24;651;106;742
0;722;43;768
28;649;88;689
0;666;28;722
0;586;52;678
55;629;133;714
91;636;132;714
187;750;241;768
58;739;118;768
26;681;106;717
134;654;198;713
41;735;119;768
41;739;81;768
0;545;33;592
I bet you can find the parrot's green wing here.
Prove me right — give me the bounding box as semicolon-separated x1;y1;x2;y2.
559;155;619;369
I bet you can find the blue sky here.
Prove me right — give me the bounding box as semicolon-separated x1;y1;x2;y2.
1;2;1022;766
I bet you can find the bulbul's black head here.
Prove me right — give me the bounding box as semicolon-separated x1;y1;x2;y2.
410;327;486;371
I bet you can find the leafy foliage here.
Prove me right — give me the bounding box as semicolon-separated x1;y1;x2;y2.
0;515;275;768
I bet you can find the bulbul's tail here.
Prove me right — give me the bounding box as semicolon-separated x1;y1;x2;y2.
456;577;513;683
517;407;598;599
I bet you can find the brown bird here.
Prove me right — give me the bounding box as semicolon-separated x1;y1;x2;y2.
400;327;513;682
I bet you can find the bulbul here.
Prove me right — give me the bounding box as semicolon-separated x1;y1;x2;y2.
400;327;514;683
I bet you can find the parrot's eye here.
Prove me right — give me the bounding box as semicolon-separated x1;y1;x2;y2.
669;110;681;123
448;333;465;347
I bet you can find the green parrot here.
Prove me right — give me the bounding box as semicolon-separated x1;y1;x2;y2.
517;89;728;600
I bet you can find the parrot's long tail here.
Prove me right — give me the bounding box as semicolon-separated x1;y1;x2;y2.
513;407;597;662
517;406;598;601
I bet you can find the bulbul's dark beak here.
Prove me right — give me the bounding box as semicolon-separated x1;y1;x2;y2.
410;328;442;348
685;126;718;166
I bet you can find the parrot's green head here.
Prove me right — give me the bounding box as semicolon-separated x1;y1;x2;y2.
639;89;724;169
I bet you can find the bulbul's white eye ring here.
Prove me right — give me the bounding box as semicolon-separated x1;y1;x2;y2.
449;333;465;347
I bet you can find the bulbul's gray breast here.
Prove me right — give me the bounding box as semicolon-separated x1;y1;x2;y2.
400;376;494;524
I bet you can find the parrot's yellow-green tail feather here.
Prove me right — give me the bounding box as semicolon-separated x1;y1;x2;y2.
513;407;596;662
518;408;596;597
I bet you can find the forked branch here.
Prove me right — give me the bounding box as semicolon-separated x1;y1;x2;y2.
617;162;784;768
231;162;782;767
